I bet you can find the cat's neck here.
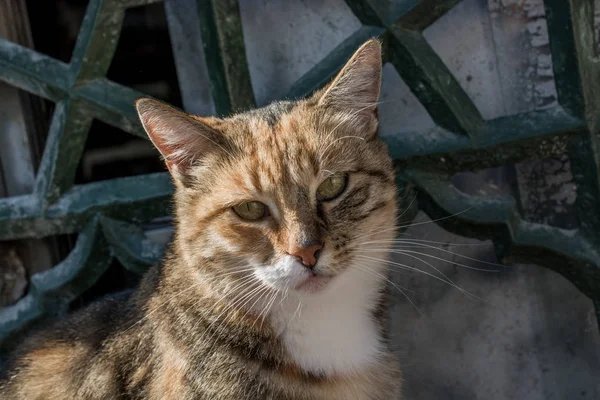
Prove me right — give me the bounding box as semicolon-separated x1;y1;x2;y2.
159;250;389;377
268;262;387;376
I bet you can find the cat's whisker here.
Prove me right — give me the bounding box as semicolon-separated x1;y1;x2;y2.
353;263;415;295
350;189;420;240
352;263;423;316
349;199;423;243
296;300;303;322
206;266;258;280
195;276;264;349
264;287;281;321
210;280;265;335
355;254;483;303
396;244;503;267
277;279;291;310
255;290;275;331
121;265;253;334
185;279;255;354
248;286;276;332
390;252;488;304
362;246;496;273
171;262;257;330
397;205;479;230
373;249;500;272
170;263;257;321
360;237;492;248
208;276;263;323
361;239;503;269
352;204;480;244
280;296;303;334
349;223;400;244
397;250;498;273
236;281;273;331
394;190;419;224
194;274;257;320
365;245;465;250
194;274;258;331
239;284;271;325
205;284;267;347
288;298;303;328
260;288;280;331
358;241;506;272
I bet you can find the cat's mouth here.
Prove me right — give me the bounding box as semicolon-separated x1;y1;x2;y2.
294;273;332;293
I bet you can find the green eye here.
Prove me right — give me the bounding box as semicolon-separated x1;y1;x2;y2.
317;173;348;201
233;201;268;220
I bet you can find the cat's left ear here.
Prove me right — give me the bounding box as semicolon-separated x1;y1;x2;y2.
315;39;382;132
135;98;228;184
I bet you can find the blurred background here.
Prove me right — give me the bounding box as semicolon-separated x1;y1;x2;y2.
1;0;599;398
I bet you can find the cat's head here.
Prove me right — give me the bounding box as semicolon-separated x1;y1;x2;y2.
137;39;397;296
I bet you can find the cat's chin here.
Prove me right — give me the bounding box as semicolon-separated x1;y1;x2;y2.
294;274;333;294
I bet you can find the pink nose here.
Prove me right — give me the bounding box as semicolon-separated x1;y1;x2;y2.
289;243;323;268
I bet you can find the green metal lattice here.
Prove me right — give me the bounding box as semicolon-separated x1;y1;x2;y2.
0;0;599;340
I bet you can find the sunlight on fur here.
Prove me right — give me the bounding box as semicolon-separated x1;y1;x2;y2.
1;39;407;400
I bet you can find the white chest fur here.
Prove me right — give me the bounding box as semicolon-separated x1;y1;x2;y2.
269;265;385;376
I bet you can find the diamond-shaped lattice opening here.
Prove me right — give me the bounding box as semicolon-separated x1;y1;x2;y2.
239;0;362;105
452;166;518;198
74;120;164;184
379;63;436;138
365;0;406;26
69;258;141;313
107;2;182;106
452;155;577;230
514;154;577;229
142;216;174;248
0;240;29;308
424;0;557;120
0;89;55;196
25;0;88;63
0;234;75;308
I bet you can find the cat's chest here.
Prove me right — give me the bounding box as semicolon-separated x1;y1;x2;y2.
266;354;402;400
278;302;382;376
269;272;385;377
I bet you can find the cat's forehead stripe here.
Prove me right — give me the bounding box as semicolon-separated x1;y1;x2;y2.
260;101;296;129
221;103;385;204
239;100;297;130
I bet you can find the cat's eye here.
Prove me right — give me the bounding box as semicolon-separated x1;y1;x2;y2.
317;173;348;201
233;201;268;221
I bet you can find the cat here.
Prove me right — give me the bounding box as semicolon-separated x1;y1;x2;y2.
0;39;402;399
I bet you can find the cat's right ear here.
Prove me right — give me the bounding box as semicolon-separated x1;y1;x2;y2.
311;39;382;138
135;98;226;183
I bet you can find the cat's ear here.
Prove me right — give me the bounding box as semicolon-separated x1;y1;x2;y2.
316;39;382;122
135;98;226;183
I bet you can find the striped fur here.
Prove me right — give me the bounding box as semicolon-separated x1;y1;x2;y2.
0;39;402;399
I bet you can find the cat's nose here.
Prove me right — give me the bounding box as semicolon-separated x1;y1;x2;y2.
288;242;323;268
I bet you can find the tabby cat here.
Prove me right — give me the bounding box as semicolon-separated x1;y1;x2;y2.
0;39;402;399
